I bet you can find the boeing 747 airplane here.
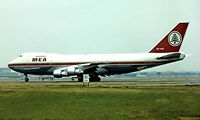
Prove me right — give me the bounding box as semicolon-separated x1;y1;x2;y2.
8;22;189;82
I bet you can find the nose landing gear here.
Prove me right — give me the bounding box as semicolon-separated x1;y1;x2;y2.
24;74;29;82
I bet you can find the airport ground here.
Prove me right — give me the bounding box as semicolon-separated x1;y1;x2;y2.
0;78;200;120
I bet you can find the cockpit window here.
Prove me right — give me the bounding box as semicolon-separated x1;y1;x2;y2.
19;55;22;57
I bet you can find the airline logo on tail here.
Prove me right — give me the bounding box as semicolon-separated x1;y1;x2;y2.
168;31;182;47
150;22;189;53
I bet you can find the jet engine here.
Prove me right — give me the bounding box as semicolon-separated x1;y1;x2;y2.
53;67;83;78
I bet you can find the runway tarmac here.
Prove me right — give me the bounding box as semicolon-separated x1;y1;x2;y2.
0;77;200;87
1;77;200;82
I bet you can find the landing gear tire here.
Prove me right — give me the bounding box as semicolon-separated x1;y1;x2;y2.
25;78;29;82
78;75;83;82
89;74;101;82
96;76;101;82
24;74;29;82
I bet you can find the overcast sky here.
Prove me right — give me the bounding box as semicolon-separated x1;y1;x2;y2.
0;0;200;72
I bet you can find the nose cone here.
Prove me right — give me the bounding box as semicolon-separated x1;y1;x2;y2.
8;61;14;70
8;58;19;70
8;61;13;68
8;64;11;68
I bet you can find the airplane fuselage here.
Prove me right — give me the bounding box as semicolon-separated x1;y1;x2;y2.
8;52;185;76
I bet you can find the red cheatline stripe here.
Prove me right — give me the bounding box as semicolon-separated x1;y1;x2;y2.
8;61;166;67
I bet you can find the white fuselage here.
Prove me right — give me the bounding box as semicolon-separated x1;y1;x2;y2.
9;52;179;65
8;52;185;76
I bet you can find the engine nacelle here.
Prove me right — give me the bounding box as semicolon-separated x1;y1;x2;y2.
53;67;83;78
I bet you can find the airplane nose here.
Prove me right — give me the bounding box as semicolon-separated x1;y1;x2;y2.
8;63;11;68
8;61;13;68
8;62;14;69
8;58;18;69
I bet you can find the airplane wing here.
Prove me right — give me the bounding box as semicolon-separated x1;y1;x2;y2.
76;63;100;71
53;62;101;77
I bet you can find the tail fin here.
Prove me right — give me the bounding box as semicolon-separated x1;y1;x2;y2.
149;22;189;53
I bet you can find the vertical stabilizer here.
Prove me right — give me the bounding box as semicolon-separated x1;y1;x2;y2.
149;22;189;53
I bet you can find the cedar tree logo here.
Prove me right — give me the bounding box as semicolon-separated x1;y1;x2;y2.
168;31;182;47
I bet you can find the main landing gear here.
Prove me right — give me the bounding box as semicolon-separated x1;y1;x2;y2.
89;74;101;82
24;74;29;82
77;75;83;82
